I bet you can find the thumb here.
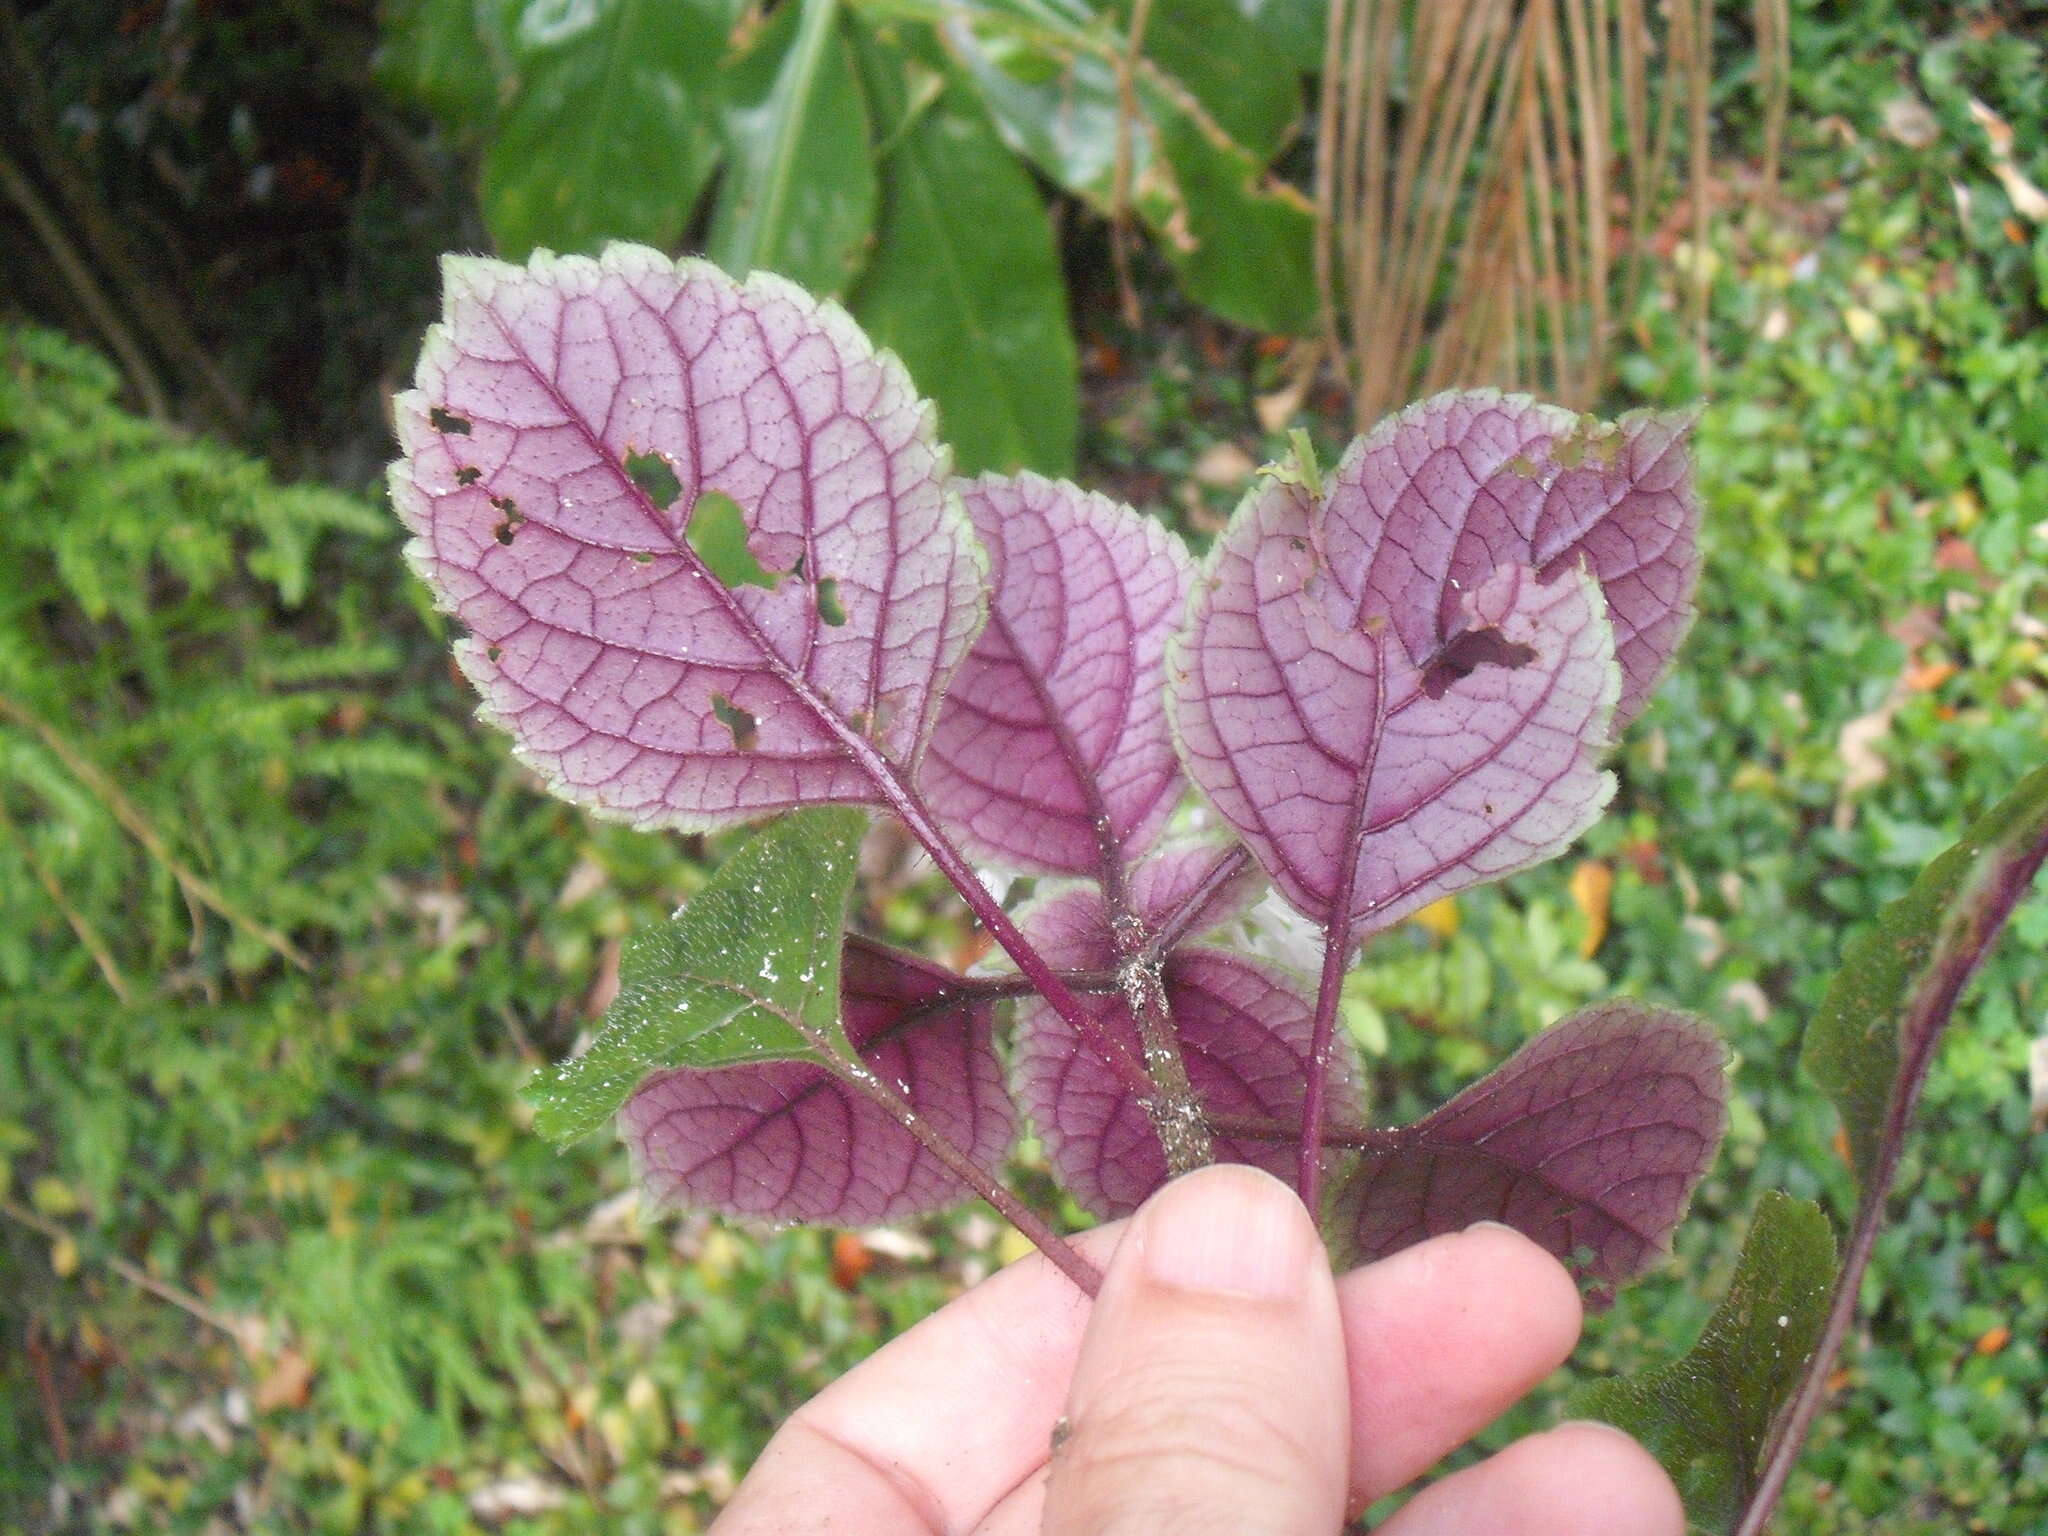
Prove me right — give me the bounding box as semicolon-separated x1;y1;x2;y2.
1042;1164;1349;1536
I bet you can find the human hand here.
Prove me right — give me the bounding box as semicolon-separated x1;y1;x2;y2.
714;1163;1685;1534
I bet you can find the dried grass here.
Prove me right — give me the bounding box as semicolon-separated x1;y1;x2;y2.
1315;0;1785;429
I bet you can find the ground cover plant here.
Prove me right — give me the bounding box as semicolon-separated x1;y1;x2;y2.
386;241;2046;1533
5;3;2047;1531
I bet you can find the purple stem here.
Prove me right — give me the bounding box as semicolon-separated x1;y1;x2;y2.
1298;656;1387;1210
984;602;1205;1162
830;1050;1101;1296
1732;822;2048;1536
1141;844;1254;961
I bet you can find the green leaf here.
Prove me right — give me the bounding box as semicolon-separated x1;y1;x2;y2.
1140;84;1316;335
375;0;517;135
1127;0;1302;165
527;807;868;1144
686;489;784;591
479;0;729;259
939;3;1123;207
1802;765;2048;1186
1576;1192;1837;1530
851;34;1080;474
709;0;879;296
1230;0;1325;73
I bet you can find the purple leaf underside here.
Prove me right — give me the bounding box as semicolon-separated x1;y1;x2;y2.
620;937;1014;1224
1011;881;1358;1217
1325;390;1699;727
1011;838;1265;963
390;244;985;829
1337;1002;1726;1295
922;473;1195;873
1173;467;1620;939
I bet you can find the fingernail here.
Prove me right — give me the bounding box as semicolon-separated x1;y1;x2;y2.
1463;1219;1523;1237
1139;1165;1313;1300
1556;1418;1646;1446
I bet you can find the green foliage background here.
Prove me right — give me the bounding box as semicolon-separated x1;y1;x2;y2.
2;2;2045;1533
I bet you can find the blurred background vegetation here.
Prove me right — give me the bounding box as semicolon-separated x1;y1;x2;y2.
2;0;2044;1530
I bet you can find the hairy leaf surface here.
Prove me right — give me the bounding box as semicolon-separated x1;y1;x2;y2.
1334;1002;1726;1293
620;936;1013;1223
1575;1192;1836;1526
922;473;1193;874
1172;468;1620;939
1323;390;1699;726
1014;948;1349;1217
1803;764;2048;1187
1010;880;1356;1217
528;808;866;1144
391;245;985;829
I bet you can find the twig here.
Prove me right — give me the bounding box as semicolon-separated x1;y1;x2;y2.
0;1196;250;1345
1107;0;1157;327
0;0;250;433
0;793;135;1003
0;694;312;970
0;145;170;421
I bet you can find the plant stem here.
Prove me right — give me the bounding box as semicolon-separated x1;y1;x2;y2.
827;1049;1101;1296
860;755;1159;1100
1733;820;2048;1536
1299;660;1384;1210
1141;843;1253;961
0;692;311;970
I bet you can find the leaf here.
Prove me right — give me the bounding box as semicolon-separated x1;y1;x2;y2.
478;0;729;258
1008;877;1353;1217
1803;765;2048;1188
389;245;986;830
1575;1192;1836;1527
1139;87;1318;336
1014;945;1357;1217
1332;1002;1727;1295
849;38;1080;475
1124;0;1301;165
619;936;1015;1223
921;472;1193;874
708;0;879;298
1319;391;1701;728
375;0;516;136
1126;836;1264;939
528;807;867;1145
1170;469;1621;942
940;5;1124;207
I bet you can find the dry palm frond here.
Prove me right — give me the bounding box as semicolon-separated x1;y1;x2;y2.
1316;0;1782;430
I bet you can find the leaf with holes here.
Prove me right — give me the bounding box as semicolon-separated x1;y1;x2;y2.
922;473;1193;875
1319;390;1700;727
620;936;1015;1223
1009;880;1357;1217
1574;1192;1836;1525
528;807;865;1145
390;244;986;830
1332;1002;1726;1296
1171;467;1620;942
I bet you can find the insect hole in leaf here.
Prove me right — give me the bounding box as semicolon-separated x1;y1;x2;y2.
687;488;785;592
